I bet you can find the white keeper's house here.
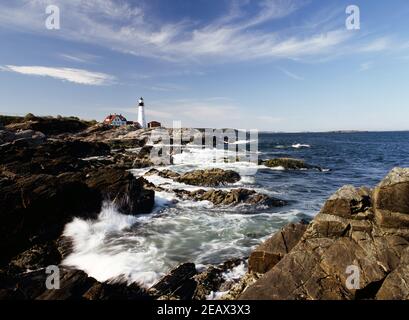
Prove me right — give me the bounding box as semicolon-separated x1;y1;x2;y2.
103;114;128;126
103;97;161;128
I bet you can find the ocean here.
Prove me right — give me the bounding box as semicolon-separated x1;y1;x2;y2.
62;131;409;289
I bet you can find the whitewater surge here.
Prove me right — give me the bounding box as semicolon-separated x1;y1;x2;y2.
62;204;164;287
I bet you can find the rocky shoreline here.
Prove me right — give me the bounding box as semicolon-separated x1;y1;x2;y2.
1;115;408;300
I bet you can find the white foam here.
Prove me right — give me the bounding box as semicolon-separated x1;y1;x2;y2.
221;262;247;281
62;200;295;289
62;204;166;287
264;165;285;171
206;262;248;300
234;175;256;185
172;147;260;176
292;143;311;149
225;139;257;145
206;290;229;300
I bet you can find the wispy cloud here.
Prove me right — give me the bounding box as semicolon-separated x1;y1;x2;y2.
0;0;385;63
277;67;304;80
0;65;115;85
359;61;373;72
143;83;187;92
60;53;100;64
358;37;392;53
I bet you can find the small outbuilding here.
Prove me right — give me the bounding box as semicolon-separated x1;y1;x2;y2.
148;121;161;128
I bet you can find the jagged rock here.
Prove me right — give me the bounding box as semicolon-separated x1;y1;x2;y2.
220;272;261;300
8;242;62;274
145;168;181;179
0;129;46;146
149;263;197;300
6;117;92;136
86;168;155;215
320;185;371;218
248;223;307;274
176;169;240;187
0;139;110;175
55;236;74;260
0;173;102;265
0;267;149;300
193;267;225;300
374;168;409;229
175;188;286;207
376;247;409;300
262;158;323;171
82;282;150;300
192;259;244;300
149;259;245;300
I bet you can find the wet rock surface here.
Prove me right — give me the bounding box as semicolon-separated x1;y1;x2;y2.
148;259;246;300
86;168;155;215
176;168;241;187
175;188;287;207
0;267;150;300
149;263;198;300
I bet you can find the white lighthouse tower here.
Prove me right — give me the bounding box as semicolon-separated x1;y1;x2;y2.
137;97;147;128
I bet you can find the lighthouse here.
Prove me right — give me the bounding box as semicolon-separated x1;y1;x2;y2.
137;97;147;128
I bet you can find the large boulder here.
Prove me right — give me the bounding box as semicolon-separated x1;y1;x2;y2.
320;185;371;218
145;168;181;179
86;168;155;215
248;222;307;274
176;169;241;187
376;247;409;300
175;188;287;207
373;168;409;229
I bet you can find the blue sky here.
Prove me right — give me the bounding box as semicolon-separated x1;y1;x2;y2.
1;0;409;131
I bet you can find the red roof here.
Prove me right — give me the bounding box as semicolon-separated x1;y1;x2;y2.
104;114;127;123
